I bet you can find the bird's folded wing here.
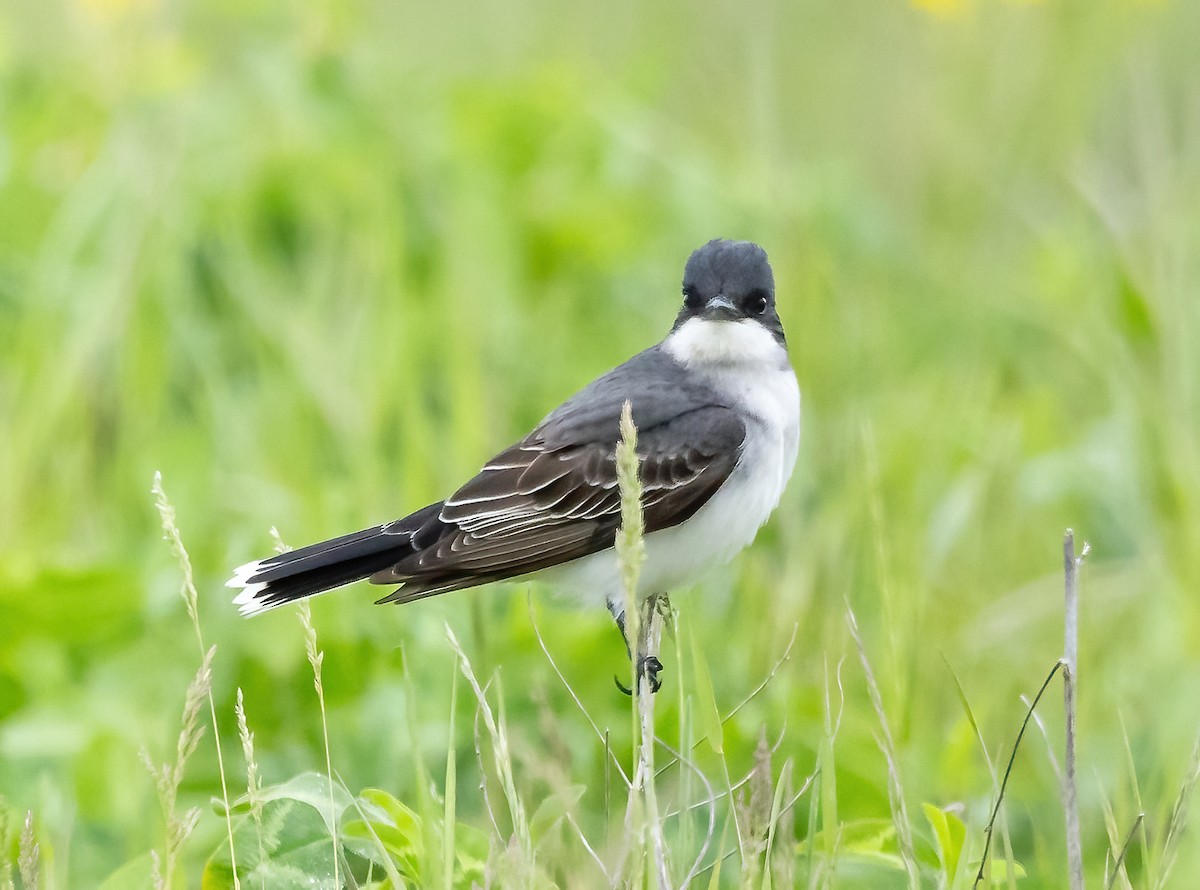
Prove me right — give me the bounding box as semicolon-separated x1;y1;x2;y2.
369;404;744;593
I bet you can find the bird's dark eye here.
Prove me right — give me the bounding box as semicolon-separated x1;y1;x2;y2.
746;290;769;314
683;286;703;308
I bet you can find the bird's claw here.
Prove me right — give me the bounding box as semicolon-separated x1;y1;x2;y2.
641;655;663;693
614;654;664;696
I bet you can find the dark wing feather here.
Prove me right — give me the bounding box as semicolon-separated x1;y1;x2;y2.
370;408;744;598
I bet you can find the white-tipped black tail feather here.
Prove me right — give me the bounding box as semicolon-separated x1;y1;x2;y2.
228;504;443;615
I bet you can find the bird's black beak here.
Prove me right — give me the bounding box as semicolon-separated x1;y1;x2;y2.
700;294;740;322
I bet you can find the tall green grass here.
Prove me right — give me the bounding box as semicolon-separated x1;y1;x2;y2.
2;0;1200;885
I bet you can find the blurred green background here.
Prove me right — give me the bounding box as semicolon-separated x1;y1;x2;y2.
2;0;1199;885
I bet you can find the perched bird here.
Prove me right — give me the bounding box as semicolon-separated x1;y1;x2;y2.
228;239;801;691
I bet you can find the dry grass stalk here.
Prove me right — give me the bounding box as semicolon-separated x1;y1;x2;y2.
151;472;239;885
268;528;342;888
615;401;671;889
1063;530;1088;890
141;646;215;890
18;812;37;890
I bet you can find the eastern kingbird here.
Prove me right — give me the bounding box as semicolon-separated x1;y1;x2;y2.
229;239;800;690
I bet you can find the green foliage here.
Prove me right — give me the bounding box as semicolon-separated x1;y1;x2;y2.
2;0;1200;886
343;787;487;887
923;803;967;885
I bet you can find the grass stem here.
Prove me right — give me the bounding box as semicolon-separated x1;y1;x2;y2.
152;473;239;887
1063;530;1088;890
268;528;342;887
614;401;670;888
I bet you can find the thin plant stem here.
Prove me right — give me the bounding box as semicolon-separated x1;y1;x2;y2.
446;626;532;866
269;528;341;888
1153;730;1200;889
1063;530;1088;890
234;687;266;871
655;623;800;779
152;473;239;888
654;735;717;890
975;660;1065;888
615;401;670;889
527;592;631;787
298;601;340;887
1106;813;1143;890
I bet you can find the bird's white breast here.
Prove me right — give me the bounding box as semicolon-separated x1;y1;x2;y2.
540;317;801;607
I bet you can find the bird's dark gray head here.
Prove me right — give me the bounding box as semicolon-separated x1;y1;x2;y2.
674;239;784;344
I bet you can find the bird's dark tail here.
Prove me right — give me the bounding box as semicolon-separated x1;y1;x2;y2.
227;504;441;615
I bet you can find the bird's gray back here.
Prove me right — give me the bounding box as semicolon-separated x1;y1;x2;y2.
535;345;739;450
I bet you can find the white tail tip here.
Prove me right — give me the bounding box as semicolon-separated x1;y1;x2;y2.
227;559;276;616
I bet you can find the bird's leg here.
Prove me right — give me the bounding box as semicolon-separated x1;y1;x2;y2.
612;606;631;658
611;595;666;695
657;592;676;640
612;606;641;694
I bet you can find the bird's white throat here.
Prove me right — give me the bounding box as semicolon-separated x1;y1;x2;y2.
664;317;787;371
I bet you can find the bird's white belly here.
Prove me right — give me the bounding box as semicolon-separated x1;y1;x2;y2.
538;361;800;608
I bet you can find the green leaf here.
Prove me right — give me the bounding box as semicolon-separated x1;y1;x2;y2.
922;802;965;880
204;797;344;889
210;795;254;818
798;818;902;865
221;771;354;837
341;788;424;879
837;817;897;855
967;857;1027;884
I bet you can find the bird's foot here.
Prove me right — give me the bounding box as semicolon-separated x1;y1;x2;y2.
614;654;664;696
640;655;664;693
